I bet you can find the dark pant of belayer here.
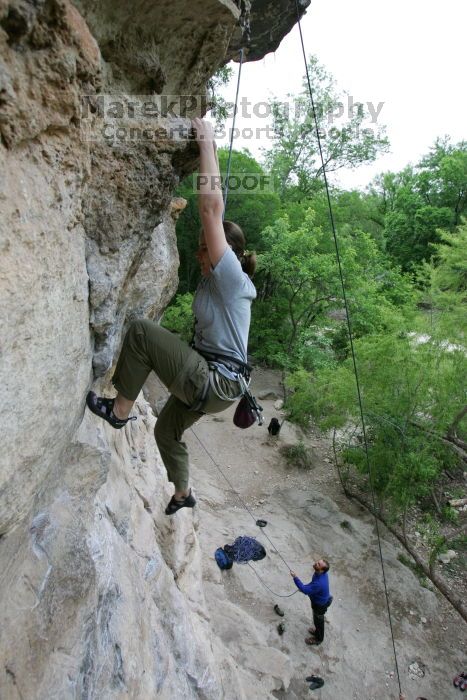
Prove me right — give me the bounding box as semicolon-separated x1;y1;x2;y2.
311;599;331;643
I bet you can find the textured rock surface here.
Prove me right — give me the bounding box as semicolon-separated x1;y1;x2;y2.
0;125;92;535
0;404;257;699
228;0;311;61
0;0;308;697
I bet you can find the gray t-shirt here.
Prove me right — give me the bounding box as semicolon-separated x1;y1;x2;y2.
192;247;256;375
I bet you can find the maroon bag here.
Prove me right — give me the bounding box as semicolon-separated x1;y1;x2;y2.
233;395;257;429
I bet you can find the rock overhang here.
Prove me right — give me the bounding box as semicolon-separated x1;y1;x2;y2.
71;0;311;94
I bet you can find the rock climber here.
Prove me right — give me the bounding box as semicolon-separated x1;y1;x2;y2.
86;118;257;515
290;558;333;646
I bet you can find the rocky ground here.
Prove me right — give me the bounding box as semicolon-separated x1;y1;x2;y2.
146;367;466;699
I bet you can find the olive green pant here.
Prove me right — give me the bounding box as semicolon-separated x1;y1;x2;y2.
112;319;239;491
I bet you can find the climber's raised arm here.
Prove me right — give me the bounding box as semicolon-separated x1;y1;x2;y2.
192;118;227;267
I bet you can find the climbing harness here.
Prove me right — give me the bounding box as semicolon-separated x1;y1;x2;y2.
197;349;252;377
292;0;402;692
189;348;263;426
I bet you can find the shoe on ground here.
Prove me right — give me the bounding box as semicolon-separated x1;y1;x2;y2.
305;637;321;646
274;604;285;617
309;678;324;690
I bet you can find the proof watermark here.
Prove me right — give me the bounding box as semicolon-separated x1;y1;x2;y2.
192;173;275;195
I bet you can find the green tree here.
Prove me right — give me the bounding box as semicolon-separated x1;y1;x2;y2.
207;65;233;127
417;137;467;226
161;292;194;342
286;331;463;510
280;188;385;250
265;55;389;196
373;138;467;270
250;210;411;368
285;224;467;510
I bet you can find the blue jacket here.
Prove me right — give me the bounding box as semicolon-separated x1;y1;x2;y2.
293;571;331;606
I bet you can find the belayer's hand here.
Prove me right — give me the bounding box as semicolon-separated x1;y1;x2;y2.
290;570;296;577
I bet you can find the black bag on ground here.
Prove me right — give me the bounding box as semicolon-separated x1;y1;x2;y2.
268;417;281;435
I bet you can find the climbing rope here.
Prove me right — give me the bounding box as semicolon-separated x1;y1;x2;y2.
292;0;402;693
150;367;297;595
198;46;304;587
223;47;244;215
246;562;299;598
189;425;294;575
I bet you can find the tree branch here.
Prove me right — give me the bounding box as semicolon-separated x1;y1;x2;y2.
409;420;467;462
340;484;467;622
447;405;467;439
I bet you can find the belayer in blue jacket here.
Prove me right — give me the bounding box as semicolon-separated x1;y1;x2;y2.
290;558;333;645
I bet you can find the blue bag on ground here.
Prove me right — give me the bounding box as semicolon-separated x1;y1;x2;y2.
214;536;266;569
215;547;233;569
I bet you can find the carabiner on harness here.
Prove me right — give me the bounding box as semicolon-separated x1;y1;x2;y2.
237;375;264;426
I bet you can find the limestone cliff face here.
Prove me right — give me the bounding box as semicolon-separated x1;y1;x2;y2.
0;1;308;697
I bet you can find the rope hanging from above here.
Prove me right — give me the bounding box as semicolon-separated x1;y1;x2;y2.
223;47;244;216
291;0;402;693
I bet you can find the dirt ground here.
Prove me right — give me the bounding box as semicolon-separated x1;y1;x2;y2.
145;367;466;699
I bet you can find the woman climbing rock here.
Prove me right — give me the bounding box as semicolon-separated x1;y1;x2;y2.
86;118;257;515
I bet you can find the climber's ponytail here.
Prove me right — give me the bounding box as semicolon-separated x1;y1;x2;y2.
223;220;256;278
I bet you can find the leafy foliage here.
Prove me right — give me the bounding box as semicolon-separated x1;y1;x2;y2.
373;138;467;270
207;65;234;127
265;55;389;196
161;293;194;342
284;227;466;508
280;441;313;469
285;327;463;510
250;210;411;367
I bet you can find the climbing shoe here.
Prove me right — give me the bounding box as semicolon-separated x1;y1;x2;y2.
277;622;285;635
309;678;324;690
274;604;285;617
86;391;136;429
165;490;196;515
306;675;322;683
